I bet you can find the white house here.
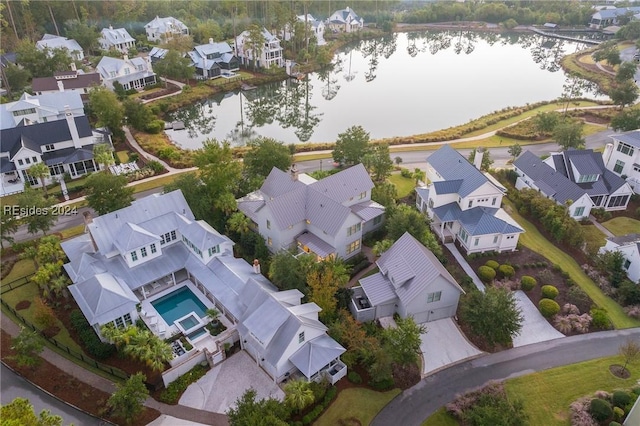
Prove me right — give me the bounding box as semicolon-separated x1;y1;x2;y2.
144;16;189;42
32;66;102;97
589;7;640;29
415;145;524;254
350;232;464;323
98;26;136;53
188;40;239;79
0;91;85;130
600;234;640;284
327;6;364;33
61;190;347;384
514;149;633;219
283;14;326;45
603;129;640;194
36;34;84;61
96;55;157;91
235;27;284;69
237;164;385;261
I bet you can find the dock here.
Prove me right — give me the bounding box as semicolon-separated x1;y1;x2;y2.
529;27;602;46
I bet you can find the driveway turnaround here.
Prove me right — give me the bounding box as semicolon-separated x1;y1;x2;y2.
179;350;285;414
147;415;206;426
512;290;564;347
420;318;483;376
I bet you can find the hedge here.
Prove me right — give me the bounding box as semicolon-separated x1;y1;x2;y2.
498;264;515;278
69;310;115;359
158;364;209;404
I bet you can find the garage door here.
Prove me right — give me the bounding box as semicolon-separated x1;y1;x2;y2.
415;305;455;323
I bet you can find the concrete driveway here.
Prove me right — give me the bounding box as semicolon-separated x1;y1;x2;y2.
420;318;483;377
179;350;285;414
512;290;564;347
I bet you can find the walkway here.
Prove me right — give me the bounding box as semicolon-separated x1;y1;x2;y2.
141;78;186;104
589;215;616;238
348;245;377;287
444;243;486;292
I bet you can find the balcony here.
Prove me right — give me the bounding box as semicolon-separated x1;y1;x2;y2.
323;360;347;385
349;286;375;322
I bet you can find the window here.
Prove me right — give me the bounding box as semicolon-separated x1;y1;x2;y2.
170;230;176;240
506;235;515;240
150;243;157;254
25;158;31;164
115;317;124;329
617;142;635;156
607;195;629;208
428;198;434;208
373;216;382;225
124;313;133;326
140;247;147;258
346;239;361;254
468;200;473;208
347;223;361;236
573;206;585;217
634;164;640;173
160;234;166;245
266;220;271;229
298;331;305;343
32;157;37;163
208;245;219;256
427;291;442;303
359;191;366;199
492;197;497;206
17;159;23;166
131;251;138;261
12;108;36;116
493;235;498;244
109;71;116;78
49;164;64;176
614;160;625;174
45;144;55;151
474;238;479;246
459;228;469;243
624;259;631;270
124;67;130;75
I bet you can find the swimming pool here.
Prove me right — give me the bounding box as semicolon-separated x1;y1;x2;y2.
151;286;207;325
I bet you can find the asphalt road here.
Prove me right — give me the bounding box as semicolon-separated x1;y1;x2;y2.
372;328;640;426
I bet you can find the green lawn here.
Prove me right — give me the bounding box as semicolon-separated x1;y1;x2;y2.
116;150;130;163
581;224;607;256
421;408;458;426
315;388;401;426
602;217;640;237
130;170;194;193
1;259;36;285
506;355;640;426
503;200;640;329
388;172;416;199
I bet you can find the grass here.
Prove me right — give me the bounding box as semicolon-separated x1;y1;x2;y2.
60;224;86;240
503;199;640;329
1;259;36;285
315;387;401;426
505;355;640;426
388;172;416;199
581;224;607;256
602;217;640;237
116;150;130;163
421;408;458;426
129;170;195;193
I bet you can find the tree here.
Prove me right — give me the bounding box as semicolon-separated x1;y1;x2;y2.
93;143;115;171
3;62;31;94
459;287;523;348
619;338;640;372
243;137;292;181
468;148;494;171
553;120;585;150
381;316;425;366
164;172;212;221
246;24;266;70
413;168;426;186
227;388;289;426
386;205;442;257
191;19;223;44
15;40;72;78
372;181;398;210
508;143;522;161
9;327;44;368
0;206;19;249
328;309;378;367
88;86;125;137
534;111;561;133
106;373;149;425
616;61;637;83
372;239;393;257
1;397;63;426
226;211;251;237
611;109;640;131
153;49;194;81
332;125;371;166
16;188;56;236
101;325;172;371
363;143;394;183
610;79;639;110
269;251;312;294
283;379;314;412
27;162;50;195
307;259;350;322
65;19;99;53
85;173;134;215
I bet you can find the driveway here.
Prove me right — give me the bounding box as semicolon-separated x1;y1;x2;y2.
179;350;285;414
420;318;483;376
512;290;564;347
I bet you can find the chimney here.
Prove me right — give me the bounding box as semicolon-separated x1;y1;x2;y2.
109;24;113;30
57;80;64;92
209;38;214;45
123;54;128;62
83;211;99;251
346;6;350;12
290;164;299;181
253;259;261;274
64;105;82;148
473;148;483;170
70;62;77;72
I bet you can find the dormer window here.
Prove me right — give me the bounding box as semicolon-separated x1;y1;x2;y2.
124;68;130;75
208;245;220;256
298;331;305;343
13;108;36;117
577;174;598;183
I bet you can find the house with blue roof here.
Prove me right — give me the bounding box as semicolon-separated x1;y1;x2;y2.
590;6;640;29
327;6;364;33
188;39;239;79
416;145;524;254
62;190;347;386
603;129;640;194
514;149;633;219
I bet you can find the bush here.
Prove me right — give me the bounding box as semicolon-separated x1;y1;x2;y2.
477;266;496;283
158;365;209;404
69;310;115;359
568;286;590;307
609;422;622;426
146;160;164;173
520;276;537;291
589;398;613;422
613;406;624;421
369;377;395;391
498;264;515;279
541;285;559;300
348;371;362;384
485;260;499;270
400;168;412;178
590;308;612;330
539;298;560;318
612;390;632;408
145;120;165;134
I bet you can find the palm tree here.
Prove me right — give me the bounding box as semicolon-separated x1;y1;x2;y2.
284;379;315;412
206;308;220;323
93;143;115;172
27;162;50;195
226;212;251;236
372;239;393;257
413;168;426;186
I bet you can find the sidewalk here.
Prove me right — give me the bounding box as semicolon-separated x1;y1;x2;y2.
588;215;615;238
444;243;486;292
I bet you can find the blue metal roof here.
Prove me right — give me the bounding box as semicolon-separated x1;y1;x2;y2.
427;145;490;197
433;179;463;194
612;130;640;149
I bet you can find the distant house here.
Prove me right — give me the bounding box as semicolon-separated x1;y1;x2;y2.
188;39;239;79
589;6;640;29
32;65;102;97
235;28;284;69
96;55;157;91
327;6;364;33
600;234;640;284
98;26;136;53
148;47;169;64
603;130;640;194
0;91;85;130
283;14;326;45
415;145;524;254
144;16;189;42
36;34;84;61
514;149;633;219
237;164;385;260
350;232;464;323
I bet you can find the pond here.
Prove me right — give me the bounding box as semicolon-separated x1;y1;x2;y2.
166;30;605;149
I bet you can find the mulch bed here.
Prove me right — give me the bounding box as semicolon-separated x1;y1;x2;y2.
609;364;631;379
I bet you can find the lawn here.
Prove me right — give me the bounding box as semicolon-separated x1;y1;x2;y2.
602;217;640;237
581;224;607;256
1;259;36;285
421;408;458;426
506;355;640;426
130;170;195;193
503;200;640;329
315;388;401;426
116;150;130;163
388;172;416;199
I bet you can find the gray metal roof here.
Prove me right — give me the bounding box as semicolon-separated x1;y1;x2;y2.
306;190;351;236
99;27;135;46
266;186;307;230
114;222;160;252
433;202;523;236
261;167;307;199
36;34;83;55
433;179;463;195
68;273;138;326
359;273;397;306
0;157;16;173
593;7;640;20
351;200;385;222
297;232;336;258
289;334;346;379
611;130;640;148
606;233;640;246
243;297;290;346
181;220;230;252
565;150;601;176
427;145;493;197
309;164;373;203
415;187;429;201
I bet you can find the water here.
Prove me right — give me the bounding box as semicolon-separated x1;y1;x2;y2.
166;30;604;149
151;286;207;324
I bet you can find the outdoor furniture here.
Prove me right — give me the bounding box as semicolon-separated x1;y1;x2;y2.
157;323;166;335
151;281;161;290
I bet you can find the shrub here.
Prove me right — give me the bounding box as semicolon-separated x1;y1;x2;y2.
146;160;164;173
520;276;537;291
347;371;362;384
498;264;515;278
568;286;590;308
589;398;613;422
477;266;496;283
145;120;165;134
485;260;499;270
309;380;328;402
541;285;559;300
369;377;395;391
158;365;209;404
69;309;115;359
400;168;412;178
33;298;57;330
590;308;612;330
612;390;632;408
539;298;560;318
609;422;622;426
613;406;624;421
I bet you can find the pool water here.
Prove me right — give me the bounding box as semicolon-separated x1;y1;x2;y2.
179;315;199;330
187;327;207;340
151;287;207;325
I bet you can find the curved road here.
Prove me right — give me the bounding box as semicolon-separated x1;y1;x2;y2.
372;328;640;426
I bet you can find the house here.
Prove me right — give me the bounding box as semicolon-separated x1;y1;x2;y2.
415;145;524;254
0;91;85;130
96;55;157;91
514;149;633;219
98;26;136;53
32;65;102;97
36;34;84;61
599;234;640;284
148;47;169;64
283;14;326;45
0;111;111;196
237;164;385;260
603;129;640;194
327;6;364;33
144;16;189;42
235;28;284;69
589;7;640;29
350;232;464;323
187;40;239;79
61;190;347;385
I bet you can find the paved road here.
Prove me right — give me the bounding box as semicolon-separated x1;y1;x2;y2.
372;328;640;426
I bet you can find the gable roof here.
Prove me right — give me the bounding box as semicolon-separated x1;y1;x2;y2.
330;7;362;24
611;130;640;149
32;72;102;92
145;16;188;33
289;334;346;379
100;27;135;46
427;145;496;197
0;91;85;130
36;34;83;54
68;273;138;325
309;163;373;203
606;233;640;247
